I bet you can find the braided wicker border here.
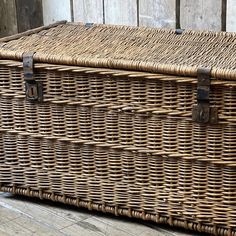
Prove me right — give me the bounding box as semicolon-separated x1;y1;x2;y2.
0;186;234;236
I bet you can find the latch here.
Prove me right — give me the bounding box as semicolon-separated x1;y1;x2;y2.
23;52;43;102
192;67;218;124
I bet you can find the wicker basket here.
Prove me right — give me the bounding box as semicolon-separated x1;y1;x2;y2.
0;21;236;235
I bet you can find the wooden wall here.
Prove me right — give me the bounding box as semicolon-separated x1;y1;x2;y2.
0;0;43;37
0;0;235;37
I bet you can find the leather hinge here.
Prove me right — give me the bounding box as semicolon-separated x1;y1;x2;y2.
192;67;218;124
23;52;43;102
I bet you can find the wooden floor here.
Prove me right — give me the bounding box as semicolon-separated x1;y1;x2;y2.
0;192;201;236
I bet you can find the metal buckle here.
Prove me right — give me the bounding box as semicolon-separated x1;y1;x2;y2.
23;52;43;102
192;68;218;124
25;80;43;102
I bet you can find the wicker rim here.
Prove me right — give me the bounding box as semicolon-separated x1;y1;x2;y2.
0;21;236;80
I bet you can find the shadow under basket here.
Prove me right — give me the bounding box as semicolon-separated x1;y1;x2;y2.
0;21;236;236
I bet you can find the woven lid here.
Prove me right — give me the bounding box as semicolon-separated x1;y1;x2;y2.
0;21;236;80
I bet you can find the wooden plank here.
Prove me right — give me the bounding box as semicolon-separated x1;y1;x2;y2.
227;0;236;31
176;0;180;28
73;0;104;24
83;217;134;236
0;196;73;230
42;0;72;25
0;0;18;37
0;220;32;236
0;229;8;236
180;0;222;31
93;215;156;235
12;217;65;236
221;0;226;31
0;206;21;223
0;192;197;236
15;0;43;33
104;0;137;26
139;0;176;28
60;223;103;236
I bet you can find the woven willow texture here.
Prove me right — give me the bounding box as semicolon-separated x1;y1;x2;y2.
1;22;236;80
0;22;236;236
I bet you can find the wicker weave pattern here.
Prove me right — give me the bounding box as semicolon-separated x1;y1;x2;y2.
2;23;236;80
0;22;236;236
0;61;236;235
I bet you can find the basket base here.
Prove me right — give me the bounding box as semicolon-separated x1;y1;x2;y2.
0;185;233;236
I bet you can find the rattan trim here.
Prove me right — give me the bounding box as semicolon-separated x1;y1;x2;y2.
0;186;234;236
0;21;67;43
1;22;236;80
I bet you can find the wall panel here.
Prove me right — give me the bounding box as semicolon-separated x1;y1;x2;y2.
139;0;176;28
104;0;137;26
180;0;222;31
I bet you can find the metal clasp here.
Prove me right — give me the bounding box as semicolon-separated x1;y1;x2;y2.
192;67;218;124
23;52;43;102
25;80;43;101
175;29;184;35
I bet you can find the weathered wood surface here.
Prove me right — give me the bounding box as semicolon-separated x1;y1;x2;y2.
180;0;222;31
227;0;236;31
73;0;104;23
42;0;72;25
139;0;176;28
15;0;43;33
104;0;137;26
1;0;236;37
0;0;18;37
0;192;196;236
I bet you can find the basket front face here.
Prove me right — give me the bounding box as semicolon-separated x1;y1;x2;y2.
0;60;236;236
